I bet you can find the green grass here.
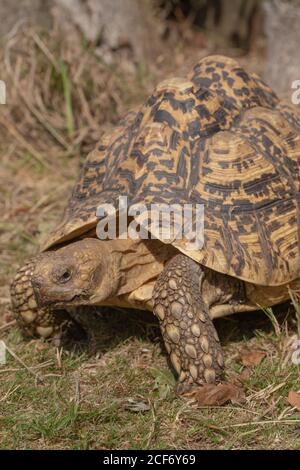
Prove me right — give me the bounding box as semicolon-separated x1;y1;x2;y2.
59;60;75;138
1;308;300;450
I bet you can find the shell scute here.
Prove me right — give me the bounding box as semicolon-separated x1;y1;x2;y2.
44;55;300;286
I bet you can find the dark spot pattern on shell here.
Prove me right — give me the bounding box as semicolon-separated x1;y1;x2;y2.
46;55;300;286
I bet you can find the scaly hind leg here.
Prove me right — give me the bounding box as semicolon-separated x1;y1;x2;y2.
153;254;224;394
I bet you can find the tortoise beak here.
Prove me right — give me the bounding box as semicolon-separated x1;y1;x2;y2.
32;277;86;308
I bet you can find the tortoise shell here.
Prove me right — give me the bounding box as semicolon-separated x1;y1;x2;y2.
43;55;300;287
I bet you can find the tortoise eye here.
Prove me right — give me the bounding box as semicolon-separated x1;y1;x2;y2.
56;268;73;284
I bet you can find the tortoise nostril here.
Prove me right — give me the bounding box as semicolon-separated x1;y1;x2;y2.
33;279;42;289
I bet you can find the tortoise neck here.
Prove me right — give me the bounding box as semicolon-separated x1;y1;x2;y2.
101;238;176;300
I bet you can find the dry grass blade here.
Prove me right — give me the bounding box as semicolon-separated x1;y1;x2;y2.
56;347;63;369
4;343;44;385
73;372;81;405
4;37;72;152
246;382;287;404
259;305;281;337
223;419;300;428
0;114;49;168
0;320;16;333
146;401;157;449
1;22;150;168
31;32;60;72
253;396;282;422
288;287;300;337
0;384;21;403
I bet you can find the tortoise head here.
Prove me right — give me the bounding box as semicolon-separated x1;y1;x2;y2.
30;238;121;308
10;238;123;338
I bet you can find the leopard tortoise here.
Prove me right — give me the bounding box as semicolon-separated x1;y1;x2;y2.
11;55;300;393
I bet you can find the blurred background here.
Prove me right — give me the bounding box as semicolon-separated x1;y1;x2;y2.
1;0;299;160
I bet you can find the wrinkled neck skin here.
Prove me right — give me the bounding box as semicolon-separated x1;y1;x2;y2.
92;238;175;306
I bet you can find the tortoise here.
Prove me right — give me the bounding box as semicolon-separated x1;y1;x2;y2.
10;55;300;393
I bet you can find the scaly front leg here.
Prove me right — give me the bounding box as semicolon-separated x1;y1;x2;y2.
153;254;224;394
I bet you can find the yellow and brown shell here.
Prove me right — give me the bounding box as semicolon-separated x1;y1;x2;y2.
43;55;300;287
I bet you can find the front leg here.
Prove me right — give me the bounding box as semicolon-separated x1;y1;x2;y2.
153;254;224;394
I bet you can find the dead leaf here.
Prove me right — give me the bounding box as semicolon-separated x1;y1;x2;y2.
183;383;245;406
238;367;252;381
231;368;252;387
240;350;266;367
287;391;300;411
